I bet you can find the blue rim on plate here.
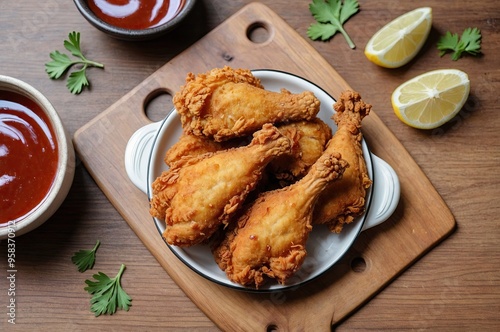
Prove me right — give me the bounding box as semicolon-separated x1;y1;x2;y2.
146;69;374;292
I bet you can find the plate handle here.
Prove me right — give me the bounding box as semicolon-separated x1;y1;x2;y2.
362;154;400;231
124;121;162;194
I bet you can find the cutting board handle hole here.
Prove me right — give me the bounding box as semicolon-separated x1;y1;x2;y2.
145;89;174;122
350;256;367;273
247;22;271;44
266;324;279;332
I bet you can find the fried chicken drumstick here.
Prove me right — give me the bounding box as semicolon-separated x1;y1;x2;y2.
164;132;246;168
314;90;372;233
150;124;292;246
165;119;332;183
213;152;348;288
174;66;321;141
270;118;332;183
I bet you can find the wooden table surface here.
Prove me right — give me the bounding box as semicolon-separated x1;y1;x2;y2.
1;0;499;331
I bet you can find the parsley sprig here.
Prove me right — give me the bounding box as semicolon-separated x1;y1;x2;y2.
437;27;482;61
45;31;104;94
84;264;132;316
72;241;132;316
307;0;360;49
71;240;100;273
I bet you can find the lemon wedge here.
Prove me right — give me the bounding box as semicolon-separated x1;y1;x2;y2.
391;69;470;129
365;7;432;68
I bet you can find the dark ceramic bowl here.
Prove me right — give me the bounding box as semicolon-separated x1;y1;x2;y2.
73;0;196;41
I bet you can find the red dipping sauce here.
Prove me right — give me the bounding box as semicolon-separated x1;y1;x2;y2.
87;0;186;30
0;91;58;225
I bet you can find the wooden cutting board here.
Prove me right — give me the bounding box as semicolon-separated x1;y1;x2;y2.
73;3;455;330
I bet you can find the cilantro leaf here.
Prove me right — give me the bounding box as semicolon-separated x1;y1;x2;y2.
45;51;74;79
339;0;359;24
308;22;339;41
437;27;482;61
307;0;360;49
45;31;104;94
461;27;482;56
84;264;132;316
437;31;459;57
71;240;100;273
67;67;90;95
64;31;85;59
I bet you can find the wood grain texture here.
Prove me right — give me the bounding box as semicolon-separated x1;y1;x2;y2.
72;3;455;331
0;1;498;331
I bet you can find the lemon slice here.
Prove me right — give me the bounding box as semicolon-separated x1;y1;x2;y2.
365;7;432;68
391;69;470;129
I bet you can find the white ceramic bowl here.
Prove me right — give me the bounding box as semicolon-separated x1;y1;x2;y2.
0;76;75;239
125;70;400;291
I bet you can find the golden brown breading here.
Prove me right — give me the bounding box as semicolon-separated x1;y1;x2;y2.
213;152;348;288
314;90;372;233
150;124;292;247
164;131;247;168
173;66;321;141
270;118;333;183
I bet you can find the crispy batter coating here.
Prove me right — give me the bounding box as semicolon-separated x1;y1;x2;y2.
314;90;373;232
173;66;320;141
166;118;332;183
213;152;348;288
270;118;333;183
164;132;247;168
150;124;292;246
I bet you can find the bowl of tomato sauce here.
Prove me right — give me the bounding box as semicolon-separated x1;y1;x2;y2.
73;0;196;41
0;76;75;239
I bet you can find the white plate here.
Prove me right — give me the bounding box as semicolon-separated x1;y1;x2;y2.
125;69;400;292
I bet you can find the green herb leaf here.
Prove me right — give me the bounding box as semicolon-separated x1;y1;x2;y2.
461;27;482;56
84;264;132;317
67;67;89;95
44;31;104;94
308;22;339;41
71;240;100;273
45;51;74;79
64;31;85;59
437;27;482;61
307;0;360;48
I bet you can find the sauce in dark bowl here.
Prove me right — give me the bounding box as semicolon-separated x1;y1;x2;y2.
87;0;186;30
0;90;58;225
